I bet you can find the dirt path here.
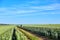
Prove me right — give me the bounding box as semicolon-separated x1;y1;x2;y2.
24;30;52;40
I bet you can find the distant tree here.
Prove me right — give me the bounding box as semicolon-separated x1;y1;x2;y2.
20;25;23;27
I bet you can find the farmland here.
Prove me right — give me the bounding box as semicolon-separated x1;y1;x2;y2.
17;24;60;40
0;25;15;40
0;24;60;40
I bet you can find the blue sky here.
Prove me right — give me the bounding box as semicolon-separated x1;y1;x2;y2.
0;0;60;24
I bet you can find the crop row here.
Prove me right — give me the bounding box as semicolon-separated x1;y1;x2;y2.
18;26;60;40
0;28;13;40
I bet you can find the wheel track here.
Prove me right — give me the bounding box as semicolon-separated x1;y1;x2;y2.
12;28;17;40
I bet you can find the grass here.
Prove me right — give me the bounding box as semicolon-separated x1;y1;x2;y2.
0;25;15;34
22;24;60;28
0;25;15;40
0;24;60;40
19;24;60;40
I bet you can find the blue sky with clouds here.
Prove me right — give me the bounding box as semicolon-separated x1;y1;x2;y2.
0;0;60;24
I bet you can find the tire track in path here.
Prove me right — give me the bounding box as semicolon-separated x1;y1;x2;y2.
12;28;17;40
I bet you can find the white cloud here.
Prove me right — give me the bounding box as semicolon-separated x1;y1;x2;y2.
0;3;60;16
30;3;60;11
0;7;36;16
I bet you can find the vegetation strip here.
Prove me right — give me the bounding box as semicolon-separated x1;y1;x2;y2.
20;25;60;40
9;28;14;40
0;28;13;40
17;27;43;40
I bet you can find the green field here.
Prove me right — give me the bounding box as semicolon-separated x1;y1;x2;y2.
0;24;60;40
0;25;15;34
0;25;15;40
19;24;60;40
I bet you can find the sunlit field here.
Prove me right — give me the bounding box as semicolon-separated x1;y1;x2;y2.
0;25;15;34
0;24;60;40
18;24;60;40
0;25;15;40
